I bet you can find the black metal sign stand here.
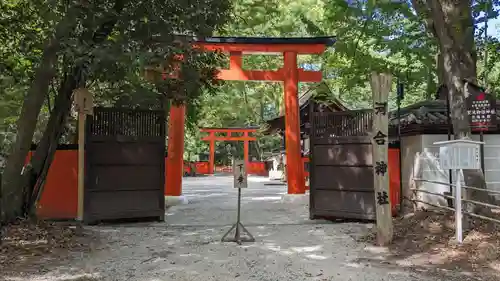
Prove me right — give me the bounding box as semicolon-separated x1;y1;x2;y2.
480;131;485;173
396;80;403;214
221;187;255;245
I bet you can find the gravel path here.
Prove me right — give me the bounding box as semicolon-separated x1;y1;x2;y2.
4;176;459;281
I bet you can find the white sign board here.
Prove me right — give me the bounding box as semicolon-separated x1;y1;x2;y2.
433;139;483;244
434;140;482;170
233;159;247;189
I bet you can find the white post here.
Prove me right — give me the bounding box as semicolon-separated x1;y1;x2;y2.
455;169;463;243
434;139;483;244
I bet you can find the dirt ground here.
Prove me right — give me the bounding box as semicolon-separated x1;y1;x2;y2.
1;176;499;281
0;219;100;278
359;210;500;280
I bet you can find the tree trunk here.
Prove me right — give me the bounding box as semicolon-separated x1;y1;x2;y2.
27;68;82;214
0;36;61;221
26;0;126;214
414;0;495;224
0;5;83;221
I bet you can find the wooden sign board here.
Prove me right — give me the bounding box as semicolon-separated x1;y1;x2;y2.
233;159;247;189
370;72;393;246
73;88;94;116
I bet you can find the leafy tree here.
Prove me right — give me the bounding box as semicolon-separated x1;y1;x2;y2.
477;31;500;94
213;0;500;220
410;0;499;218
0;0;231;221
189;81;282;161
218;0;440;110
3;0;500;222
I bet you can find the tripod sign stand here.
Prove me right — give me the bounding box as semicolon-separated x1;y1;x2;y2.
221;159;255;245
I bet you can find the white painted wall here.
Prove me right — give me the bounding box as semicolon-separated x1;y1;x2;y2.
479;134;500;199
400;135;423;204
402;134;500;210
418;134;452;209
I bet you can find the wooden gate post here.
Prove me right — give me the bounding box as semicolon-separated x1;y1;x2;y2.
74;88;93;223
370;72;393;246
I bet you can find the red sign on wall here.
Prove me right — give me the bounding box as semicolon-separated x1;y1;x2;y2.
466;91;497;132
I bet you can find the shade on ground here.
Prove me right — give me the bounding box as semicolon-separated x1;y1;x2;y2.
4;176;453;281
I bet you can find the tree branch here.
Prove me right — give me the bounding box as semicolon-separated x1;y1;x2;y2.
27;0;128;214
410;0;438;39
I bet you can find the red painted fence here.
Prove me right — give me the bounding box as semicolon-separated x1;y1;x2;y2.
247;162;268;176
388;148;401;215
26;149;78;220
27;148;400;220
187;162;268;176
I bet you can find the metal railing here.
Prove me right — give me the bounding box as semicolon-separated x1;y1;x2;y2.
412;178;500;225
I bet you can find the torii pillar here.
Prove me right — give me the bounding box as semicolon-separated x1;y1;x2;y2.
166;103;185;197
166;36;335;195
145;55;187;201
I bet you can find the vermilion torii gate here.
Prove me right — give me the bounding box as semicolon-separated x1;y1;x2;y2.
165;36;335;198
200;127;258;174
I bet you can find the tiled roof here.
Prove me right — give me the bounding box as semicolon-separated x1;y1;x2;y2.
271;82;348;120
389;99;500;132
389;100;449;127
